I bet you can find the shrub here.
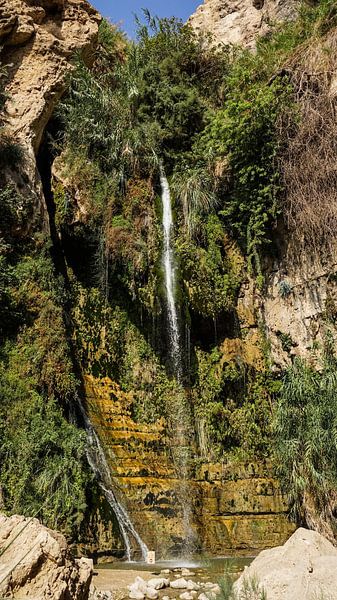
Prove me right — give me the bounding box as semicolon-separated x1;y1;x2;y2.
274;345;337;540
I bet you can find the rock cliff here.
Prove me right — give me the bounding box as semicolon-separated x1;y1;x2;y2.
0;514;92;599
0;0;100;226
234;527;337;599
189;0;298;47
1;0;336;563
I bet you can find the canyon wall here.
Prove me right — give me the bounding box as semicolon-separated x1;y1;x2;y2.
189;0;298;48
2;0;335;560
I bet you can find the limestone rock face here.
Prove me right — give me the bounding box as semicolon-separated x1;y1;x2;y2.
1;0;101;151
0;513;93;599
83;375;294;557
189;0;298;48
0;0;100;230
235;527;337;599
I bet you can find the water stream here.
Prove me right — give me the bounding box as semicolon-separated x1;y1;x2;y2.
160;169;196;554
77;398;148;562
160;168;182;382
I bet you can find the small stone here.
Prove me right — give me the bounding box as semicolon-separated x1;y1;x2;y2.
204;584;215;590
181;570;194;577
147;578;170;590
211;585;220;594
162;596;170;600
128;577;147;596
198;594;209;600
180;594;194;600
161;570;171;575
146;587;159;600
187;581;200;591
129;592;145;600
171;579;189;590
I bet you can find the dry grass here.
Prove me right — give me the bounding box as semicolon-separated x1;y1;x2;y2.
279;29;337;257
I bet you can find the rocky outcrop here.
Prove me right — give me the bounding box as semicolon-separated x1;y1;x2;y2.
1;0;100;151
0;513;93;599
235;527;337;599
189;0;298;48
0;0;100;229
83;374;294;557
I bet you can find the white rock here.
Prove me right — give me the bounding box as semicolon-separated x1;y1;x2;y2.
0;514;92;600
146;587;159;600
181;569;194;577
161;570;171;575
129;591;145;600
234;527;337;600
89;589;113;600
147;578;170;590
187;580;200;591
180;593;194;600
204;583;215;589
198;594;209;600
211;585;220;594
171;578;189;589
128;577;147;598
162;596;170;600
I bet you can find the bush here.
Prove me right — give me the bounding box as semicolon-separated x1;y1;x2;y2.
0;385;90;536
274;344;337;540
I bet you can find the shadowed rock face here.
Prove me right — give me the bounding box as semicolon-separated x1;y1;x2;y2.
0;514;93;599
189;0;298;48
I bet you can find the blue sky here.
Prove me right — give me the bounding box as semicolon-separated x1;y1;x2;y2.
90;0;201;37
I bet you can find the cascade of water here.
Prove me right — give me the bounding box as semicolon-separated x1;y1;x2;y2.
77;398;148;562
160;169;182;381
160;169;197;555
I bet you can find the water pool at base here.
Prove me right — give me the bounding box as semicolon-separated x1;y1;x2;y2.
97;556;253;578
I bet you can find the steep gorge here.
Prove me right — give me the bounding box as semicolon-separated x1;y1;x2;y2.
1;0;337;564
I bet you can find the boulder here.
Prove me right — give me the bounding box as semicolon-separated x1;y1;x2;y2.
145;587;159;600
129;592;145;600
187;580;200;591
234;527;337;600
147;578;170;590
171;578;189;589
128;576;147;598
0;513;92;600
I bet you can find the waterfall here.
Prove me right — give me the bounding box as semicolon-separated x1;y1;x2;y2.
77;398;148;562
160;169;182;380
160;169;197;555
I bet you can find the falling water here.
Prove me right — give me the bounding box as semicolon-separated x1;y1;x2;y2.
160;169;197;554
160;169;182;381
77;398;148;562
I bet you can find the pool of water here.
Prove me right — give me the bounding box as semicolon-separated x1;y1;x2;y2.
97;556;253;579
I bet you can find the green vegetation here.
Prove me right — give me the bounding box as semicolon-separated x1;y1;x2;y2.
217;572;267;600
0;182;90;538
2;0;337;542
274;341;337;539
